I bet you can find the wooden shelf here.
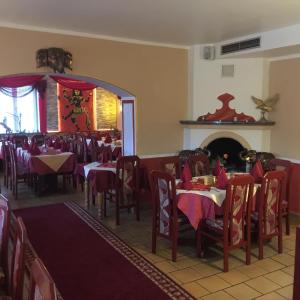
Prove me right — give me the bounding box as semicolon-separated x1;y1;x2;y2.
180;120;275;126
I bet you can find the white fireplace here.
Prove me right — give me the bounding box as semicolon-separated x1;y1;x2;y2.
183;125;272;151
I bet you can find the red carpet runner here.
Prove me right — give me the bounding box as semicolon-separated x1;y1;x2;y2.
14;202;195;300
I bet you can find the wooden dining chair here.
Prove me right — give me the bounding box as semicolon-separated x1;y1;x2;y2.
8;144;28;200
0;195;10;290
7;217;27;300
150;170;190;262
197;174;254;272
31;134;45;147
115;155;140;225
251;170;286;260
160;156;181;179
268;158;292;235
29;258;57;300
188;153;210;177
11;135;28;149
1;143;12;190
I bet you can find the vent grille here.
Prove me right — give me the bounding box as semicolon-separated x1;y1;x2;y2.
221;37;261;55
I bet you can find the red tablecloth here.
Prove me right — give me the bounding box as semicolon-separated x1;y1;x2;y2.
19;150;75;175
177;194;215;230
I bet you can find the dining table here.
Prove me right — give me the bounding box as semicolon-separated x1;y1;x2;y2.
82;161;117;218
17;147;76;195
175;175;260;230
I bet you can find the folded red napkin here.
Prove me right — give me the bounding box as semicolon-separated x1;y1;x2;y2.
181;162;192;182
22;141;30;150
213;159;222;176
216;167;229;189
250;159;264;183
29;144;41;155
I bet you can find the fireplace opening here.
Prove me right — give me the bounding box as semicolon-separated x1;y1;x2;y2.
205;137;246;172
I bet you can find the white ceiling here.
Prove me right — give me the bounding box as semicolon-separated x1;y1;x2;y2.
1;0;300;46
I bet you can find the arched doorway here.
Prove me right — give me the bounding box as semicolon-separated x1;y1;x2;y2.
0;72;136;155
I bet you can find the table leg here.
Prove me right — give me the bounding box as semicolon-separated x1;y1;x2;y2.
84;180;89;209
97;192;104;220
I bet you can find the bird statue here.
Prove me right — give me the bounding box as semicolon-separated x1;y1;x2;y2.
251;94;279;122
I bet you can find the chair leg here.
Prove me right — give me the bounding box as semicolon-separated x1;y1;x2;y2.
116;193;120;226
196;229;203;257
223;246;229;272
278;220;283;254
285;214;290;235
136;196;140;222
172;228;178;262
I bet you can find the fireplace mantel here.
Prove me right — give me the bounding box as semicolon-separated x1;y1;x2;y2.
180;120;275;126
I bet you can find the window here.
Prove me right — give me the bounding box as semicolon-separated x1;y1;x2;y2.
0;87;39;133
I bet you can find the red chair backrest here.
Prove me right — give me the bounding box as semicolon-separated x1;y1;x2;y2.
258;170;286;235
223;174;254;247
29;258;57;300
0;195;9;285
116;156;140;205
150;170;177;239
188;154;210;177
11;217;27;300
268;158;291;205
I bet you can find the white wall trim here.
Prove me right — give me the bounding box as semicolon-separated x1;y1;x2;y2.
278;157;300;164
140;153;177;159
267;53;300;62
0;22;188;50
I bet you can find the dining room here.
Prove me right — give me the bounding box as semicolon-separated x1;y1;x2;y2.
0;1;300;299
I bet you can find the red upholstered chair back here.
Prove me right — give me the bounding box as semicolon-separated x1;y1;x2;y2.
12;135;28;149
29;258;57;300
31;135;45;147
161;157;181;179
268;159;291;203
223;174;254;247
258;170;286;236
188;154;210;177
99;145;112;163
150;171;177;240
11;217;27;300
0;195;10;286
116;155;140;206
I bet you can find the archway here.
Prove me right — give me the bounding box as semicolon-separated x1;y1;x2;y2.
0;72;136;155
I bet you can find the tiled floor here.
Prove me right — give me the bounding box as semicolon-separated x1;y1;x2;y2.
2;177;297;300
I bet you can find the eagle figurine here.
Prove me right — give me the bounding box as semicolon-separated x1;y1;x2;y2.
251;94;279;121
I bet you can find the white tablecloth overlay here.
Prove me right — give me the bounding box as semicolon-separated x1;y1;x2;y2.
83;161;117;178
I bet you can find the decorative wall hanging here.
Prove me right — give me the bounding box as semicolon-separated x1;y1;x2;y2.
251;94;279;122
58;85;94;132
197;93;255;122
36;48;72;73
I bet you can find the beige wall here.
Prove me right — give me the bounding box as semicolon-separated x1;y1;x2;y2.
0;27;188;155
269;58;300;159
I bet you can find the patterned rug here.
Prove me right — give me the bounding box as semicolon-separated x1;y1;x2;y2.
14;202;195;300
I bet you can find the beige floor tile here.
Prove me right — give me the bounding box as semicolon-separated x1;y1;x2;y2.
202;290;236;300
282;265;295;276
271;254;295;266
264;270;294;287
191;263;220;277
276;284;293;300
236;264;268;278
144;253;166;263
170;267;203;283
217;269;250;285
197;275;230;292
253;258;284;272
169;257;201;269
245;276;281;294
225;283;261;299
255;292;287;300
155;261;178;273
182;282;209;298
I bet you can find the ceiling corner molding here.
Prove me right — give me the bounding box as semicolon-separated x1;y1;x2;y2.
0;22;189;50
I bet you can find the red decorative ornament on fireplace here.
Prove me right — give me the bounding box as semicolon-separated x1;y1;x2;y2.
197;93;255;122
